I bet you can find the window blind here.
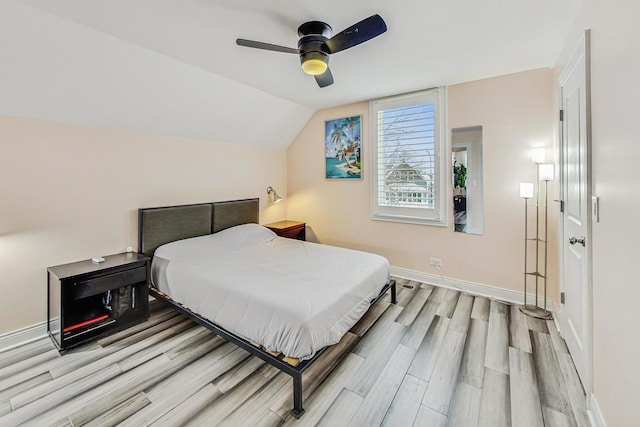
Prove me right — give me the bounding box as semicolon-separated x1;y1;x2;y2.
370;88;447;226
376;103;436;208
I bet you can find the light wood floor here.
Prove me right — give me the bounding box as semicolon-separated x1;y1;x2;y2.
0;279;591;426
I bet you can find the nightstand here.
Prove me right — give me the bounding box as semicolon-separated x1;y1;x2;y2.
47;252;150;350
265;220;306;241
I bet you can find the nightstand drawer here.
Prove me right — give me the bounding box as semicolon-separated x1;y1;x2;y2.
72;266;147;300
277;225;305;239
264;220;306;241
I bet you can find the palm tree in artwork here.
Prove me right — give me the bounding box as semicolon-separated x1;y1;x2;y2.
342;116;359;164
329;123;352;167
341;117;358;142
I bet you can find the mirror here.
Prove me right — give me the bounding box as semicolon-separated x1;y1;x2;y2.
452;126;484;234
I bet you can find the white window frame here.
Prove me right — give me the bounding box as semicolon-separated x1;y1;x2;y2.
370;87;448;226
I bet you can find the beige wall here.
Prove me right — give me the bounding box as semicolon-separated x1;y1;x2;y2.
287;68;557;297
0;115;287;334
554;0;640;425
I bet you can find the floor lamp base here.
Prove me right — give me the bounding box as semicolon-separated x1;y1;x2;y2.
520;304;553;320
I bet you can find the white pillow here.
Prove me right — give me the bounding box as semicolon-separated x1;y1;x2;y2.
211;223;277;246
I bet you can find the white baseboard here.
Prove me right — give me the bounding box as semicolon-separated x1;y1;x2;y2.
390;266;555;311
0;321;48;353
588;393;607;427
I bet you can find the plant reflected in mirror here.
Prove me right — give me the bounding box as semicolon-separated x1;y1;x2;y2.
452;126;484;234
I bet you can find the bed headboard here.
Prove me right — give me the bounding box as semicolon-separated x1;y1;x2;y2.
138;198;259;257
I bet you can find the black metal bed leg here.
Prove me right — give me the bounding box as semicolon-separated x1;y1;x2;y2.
390;279;397;304
291;372;305;418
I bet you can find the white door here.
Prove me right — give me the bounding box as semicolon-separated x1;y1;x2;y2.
559;30;592;392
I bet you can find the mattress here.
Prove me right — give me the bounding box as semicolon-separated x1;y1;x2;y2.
151;223;390;360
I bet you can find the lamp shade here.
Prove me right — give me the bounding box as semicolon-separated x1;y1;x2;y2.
531;147;546;164
266;186;282;204
539;164;554;181
272;191;283;204
520;182;534;199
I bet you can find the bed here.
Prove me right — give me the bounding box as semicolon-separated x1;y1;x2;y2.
138;198;396;418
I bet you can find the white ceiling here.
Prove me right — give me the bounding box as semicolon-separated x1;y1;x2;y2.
3;0;583;147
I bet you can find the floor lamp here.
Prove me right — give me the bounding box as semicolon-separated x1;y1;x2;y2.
520;154;554;320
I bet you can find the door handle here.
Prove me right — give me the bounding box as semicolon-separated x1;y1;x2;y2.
569;236;586;246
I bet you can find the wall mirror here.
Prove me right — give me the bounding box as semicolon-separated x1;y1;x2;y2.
452;126;484;234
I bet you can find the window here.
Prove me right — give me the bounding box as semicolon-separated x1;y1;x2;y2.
370;88;447;225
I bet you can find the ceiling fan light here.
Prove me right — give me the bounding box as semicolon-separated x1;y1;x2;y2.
300;52;328;75
302;59;327;75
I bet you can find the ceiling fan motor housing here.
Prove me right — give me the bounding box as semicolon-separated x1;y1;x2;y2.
297;22;333;75
298;22;331;56
297;21;332;38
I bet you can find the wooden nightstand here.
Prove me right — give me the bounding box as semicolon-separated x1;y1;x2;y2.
47;253;150;350
265;220;306;241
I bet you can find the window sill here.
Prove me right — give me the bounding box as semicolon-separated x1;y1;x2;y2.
371;213;448;227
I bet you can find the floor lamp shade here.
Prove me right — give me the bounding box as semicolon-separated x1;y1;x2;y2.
531;147;546;164
539;164;554;181
520;183;534;199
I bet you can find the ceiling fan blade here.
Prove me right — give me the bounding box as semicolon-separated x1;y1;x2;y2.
236;39;299;54
314;68;334;88
325;14;387;54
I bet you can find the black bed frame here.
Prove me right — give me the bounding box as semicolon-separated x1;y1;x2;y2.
138;198;397;418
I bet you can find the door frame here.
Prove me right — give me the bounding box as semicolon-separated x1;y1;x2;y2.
557;29;593;395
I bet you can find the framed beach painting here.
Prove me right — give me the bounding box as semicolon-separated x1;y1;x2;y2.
325;115;362;179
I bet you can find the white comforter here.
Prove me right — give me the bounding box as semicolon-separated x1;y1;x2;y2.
151;224;390;360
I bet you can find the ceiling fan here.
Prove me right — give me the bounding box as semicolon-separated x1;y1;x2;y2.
236;14;387;88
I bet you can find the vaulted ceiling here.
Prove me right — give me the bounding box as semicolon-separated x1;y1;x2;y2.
1;0;583;148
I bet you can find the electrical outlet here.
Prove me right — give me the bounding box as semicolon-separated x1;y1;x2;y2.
429;257;442;267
